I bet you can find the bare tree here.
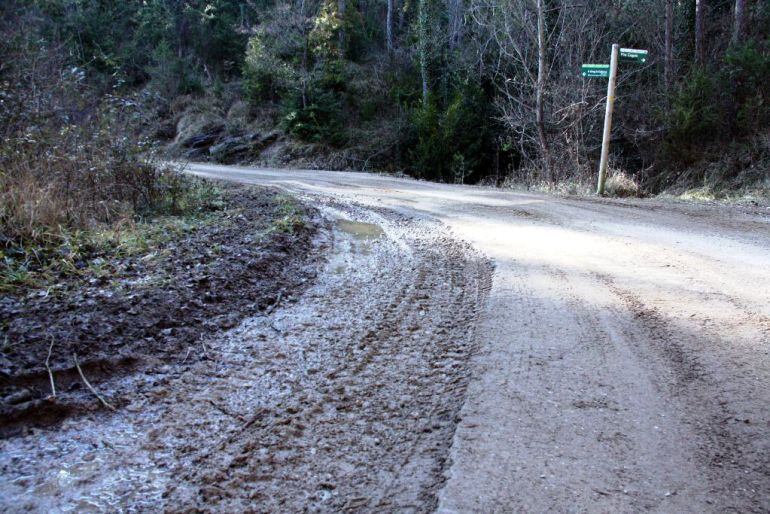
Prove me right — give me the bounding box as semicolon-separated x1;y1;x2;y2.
732;0;746;46
665;0;674;91
447;0;463;50
387;0;395;52
469;0;611;181
535;0;550;178
695;0;705;65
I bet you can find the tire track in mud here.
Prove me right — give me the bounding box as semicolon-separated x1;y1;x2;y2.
0;199;492;513
163;200;493;512
600;275;770;513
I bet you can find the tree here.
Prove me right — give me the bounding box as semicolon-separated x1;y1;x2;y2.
665;0;674;91
338;0;346;53
387;0;395;52
447;0;463;50
732;0;746;46
695;0;705;65
418;0;431;104
535;0;550;178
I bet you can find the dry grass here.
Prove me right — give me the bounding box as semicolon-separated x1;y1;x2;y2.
604;170;641;198
0;132;170;247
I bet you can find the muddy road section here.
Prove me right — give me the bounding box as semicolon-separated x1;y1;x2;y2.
0;187;320;438
187;164;770;513
0;197;491;511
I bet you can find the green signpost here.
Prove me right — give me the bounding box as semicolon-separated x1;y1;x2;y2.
620;48;648;63
581;45;649;195
581;64;610;78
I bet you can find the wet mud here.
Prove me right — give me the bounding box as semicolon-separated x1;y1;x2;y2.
0;197;492;512
0;186;322;437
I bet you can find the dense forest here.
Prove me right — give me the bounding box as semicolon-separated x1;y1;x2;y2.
1;0;768;249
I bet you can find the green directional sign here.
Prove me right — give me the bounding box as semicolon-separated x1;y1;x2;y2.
581;64;610;78
620;48;648;63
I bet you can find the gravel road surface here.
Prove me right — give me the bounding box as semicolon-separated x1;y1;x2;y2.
187;163;770;513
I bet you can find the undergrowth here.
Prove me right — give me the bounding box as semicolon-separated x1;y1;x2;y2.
272;194;308;234
0;179;226;294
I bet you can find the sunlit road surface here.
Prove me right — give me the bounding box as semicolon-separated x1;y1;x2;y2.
186;162;770;513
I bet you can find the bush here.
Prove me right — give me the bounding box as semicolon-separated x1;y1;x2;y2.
282;88;347;146
604;170;641;198
0;27;207;252
280;61;349;146
410;82;495;182
665;41;770;164
243;35;297;102
724;43;770;135
666;69;721;155
0;111;184;246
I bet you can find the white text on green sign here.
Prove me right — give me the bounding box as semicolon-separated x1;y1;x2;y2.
620;48;648;63
581;64;610;78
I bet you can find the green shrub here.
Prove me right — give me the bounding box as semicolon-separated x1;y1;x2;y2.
410;82;495;182
667;69;721;150
724;43;770;135
665;41;769;163
243;35;297;102
281;85;347;146
412;99;445;180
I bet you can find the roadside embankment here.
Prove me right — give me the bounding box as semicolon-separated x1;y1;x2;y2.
0;184;322;437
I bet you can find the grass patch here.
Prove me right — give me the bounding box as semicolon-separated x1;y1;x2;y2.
0;179;226;295
271;194;308;234
669;185;770;205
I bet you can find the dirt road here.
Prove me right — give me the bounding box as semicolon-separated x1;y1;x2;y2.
187;163;770;513
1;193;490;511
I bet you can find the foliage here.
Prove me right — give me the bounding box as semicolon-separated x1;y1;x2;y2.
411;82;496;183
281;62;349;146
665;42;770;164
4;0;769;194
665;69;721;158
310;0;368;61
0;9;221;293
243;34;297;102
310;0;347;60
24;0;247;96
723;43;770;135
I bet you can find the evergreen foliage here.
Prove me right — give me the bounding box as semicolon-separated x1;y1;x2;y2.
2;0;768;188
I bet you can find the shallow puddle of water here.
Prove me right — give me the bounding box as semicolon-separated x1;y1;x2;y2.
336;219;383;240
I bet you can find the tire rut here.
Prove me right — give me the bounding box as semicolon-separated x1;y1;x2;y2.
602;275;769;513
0;199;493;512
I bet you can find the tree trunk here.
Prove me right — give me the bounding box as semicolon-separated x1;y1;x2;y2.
694;0;705;65
338;0;346;57
665;0;674;91
536;0;550;179
447;0;462;50
732;0;746;46
418;0;430;105
387;0;394;53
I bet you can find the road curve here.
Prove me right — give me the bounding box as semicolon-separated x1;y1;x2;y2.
186;162;770;513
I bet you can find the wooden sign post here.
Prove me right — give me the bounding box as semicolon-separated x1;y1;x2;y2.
581;45;648;195
596;44;619;196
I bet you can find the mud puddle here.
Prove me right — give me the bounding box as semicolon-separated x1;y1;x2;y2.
336;219;384;240
0;198;491;512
